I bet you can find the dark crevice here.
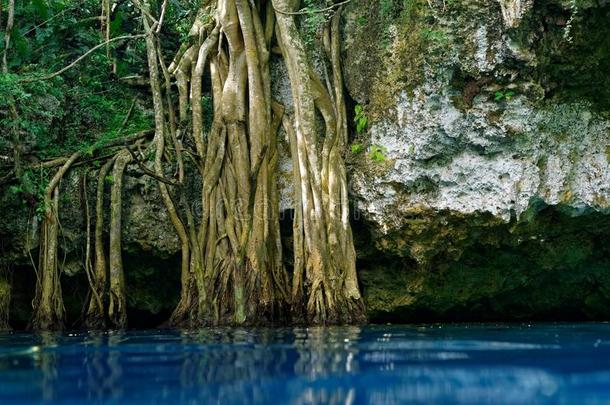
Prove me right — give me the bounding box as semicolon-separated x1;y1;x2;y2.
359;206;610;324
123;251;181;328
279;209;295;277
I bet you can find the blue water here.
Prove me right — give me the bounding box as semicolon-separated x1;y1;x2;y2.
2;324;610;404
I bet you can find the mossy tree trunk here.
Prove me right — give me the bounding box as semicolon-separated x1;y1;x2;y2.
85;157;116;329
107;150;132;329
0;266;10;331
82;150;132;330
137;0;365;326
32;135;147;331
141;0;290;327
3;0;22;180
27;0;366;330
32;152;81;330
273;0;365;324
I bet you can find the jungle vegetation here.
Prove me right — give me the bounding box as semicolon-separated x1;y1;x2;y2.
0;0;366;330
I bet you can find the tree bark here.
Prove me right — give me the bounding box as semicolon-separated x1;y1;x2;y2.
142;0;290;326
107;150;132;329
0;266;10;331
32;151;81;330
273;0;365;324
85;157;116;329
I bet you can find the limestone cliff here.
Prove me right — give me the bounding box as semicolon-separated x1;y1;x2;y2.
1;0;609;324
342;0;610;320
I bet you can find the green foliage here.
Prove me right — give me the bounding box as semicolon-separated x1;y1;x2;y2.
8;185;22;196
494;90;516;102
202;95;214;133
354;104;368;134
104;175;114;185
351;143;365;154
146;150;156;162
163;0;206;43
351;105;386;162
60;192;72;205
0;0;153;167
380;0;394;18
420;28;448;45
300;0;334;47
0;73;64;141
8;169;50;220
369;145;387;162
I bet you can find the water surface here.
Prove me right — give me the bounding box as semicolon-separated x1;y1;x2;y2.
2;324;610;404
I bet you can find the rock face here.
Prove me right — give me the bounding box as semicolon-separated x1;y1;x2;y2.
1;0;609;324
341;0;610;320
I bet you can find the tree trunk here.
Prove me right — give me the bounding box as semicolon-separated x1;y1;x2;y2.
31;152;81;330
273;0;365;324
85;157;116;329
107;150;132;329
0;266;10;331
3;0;22;179
141;0;290;326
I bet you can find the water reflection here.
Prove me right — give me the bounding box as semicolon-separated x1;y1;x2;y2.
1;324;610;404
293;327;361;377
40;333;58;402
291;327;362;405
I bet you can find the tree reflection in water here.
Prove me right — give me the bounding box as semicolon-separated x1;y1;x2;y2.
4;324;604;404
5;327;364;403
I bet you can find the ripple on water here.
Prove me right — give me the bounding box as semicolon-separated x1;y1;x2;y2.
0;324;609;404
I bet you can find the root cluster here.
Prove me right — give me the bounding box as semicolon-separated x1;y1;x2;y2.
13;0;366;330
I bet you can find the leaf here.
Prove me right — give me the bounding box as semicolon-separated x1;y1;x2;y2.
369;145;387;162
371;151;385;162
494;91;504;101
110;10;124;36
32;0;49;19
356;117;368;133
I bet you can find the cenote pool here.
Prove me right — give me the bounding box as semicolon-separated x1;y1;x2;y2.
2;324;610;404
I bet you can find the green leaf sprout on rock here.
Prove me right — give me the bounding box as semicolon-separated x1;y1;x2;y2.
369;145;387;163
354;104;368;134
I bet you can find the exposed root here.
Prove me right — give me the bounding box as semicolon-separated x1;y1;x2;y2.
142;0;290;327
0;263;11;331
24;0;367;330
107;150;133;329
31;151;81;330
85;157;116;329
273;1;365;325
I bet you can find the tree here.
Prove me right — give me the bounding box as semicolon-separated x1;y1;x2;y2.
273;0;365;324
2;0;366;329
142;0;365;325
139;0;290;326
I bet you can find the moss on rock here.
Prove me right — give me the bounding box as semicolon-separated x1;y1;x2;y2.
529;1;610;111
361;206;610;322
